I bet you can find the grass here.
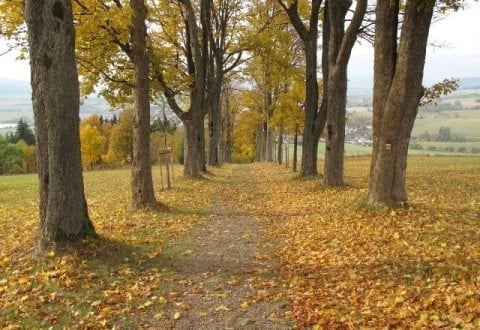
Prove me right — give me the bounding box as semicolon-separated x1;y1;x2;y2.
284;141;480;162
0;164;224;328
413;110;480;139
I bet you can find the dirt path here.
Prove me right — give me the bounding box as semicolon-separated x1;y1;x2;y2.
149;165;293;329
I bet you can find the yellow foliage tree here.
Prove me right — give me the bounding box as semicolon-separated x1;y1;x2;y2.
17;140;37;173
103;108;134;165
80;124;106;169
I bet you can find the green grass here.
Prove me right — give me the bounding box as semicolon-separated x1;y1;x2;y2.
283;143;372;162
413;110;480;139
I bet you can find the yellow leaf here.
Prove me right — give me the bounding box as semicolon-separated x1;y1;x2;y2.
144;300;153;307
158;296;167;305
215;304;230;311
240;301;249;309
173;311;181;320
154;312;164;320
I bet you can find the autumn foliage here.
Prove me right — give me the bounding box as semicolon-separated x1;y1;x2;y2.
1;157;479;328
246;157;480;328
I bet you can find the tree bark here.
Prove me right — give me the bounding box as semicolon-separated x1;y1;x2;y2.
277;124;284;165
130;0;156;208
300;32;322;175
265;90;274;162
323;0;366;186
293;124;298;172
25;0;95;244
222;87;233;163
368;0;434;206
184;116;204;177
208;87;222;166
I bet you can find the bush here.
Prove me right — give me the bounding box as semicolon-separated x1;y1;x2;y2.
457;147;467;153
174;129;185;165
471;147;480;154
0;140;23;174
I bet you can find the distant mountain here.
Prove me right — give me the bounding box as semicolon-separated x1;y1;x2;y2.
0;77;31;98
458;77;480;90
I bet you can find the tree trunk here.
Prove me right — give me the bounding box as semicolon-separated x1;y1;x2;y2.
130;0;156;208
265;91;274;162
184;117;204;177
254;124;263;162
324;0;367;187
324;67;347;186
368;0;434;206
300;39;321;175
198;119;207;172
277;124;284;165
222;89;232;163
208;88;222;166
266;125;274;162
25;0;95;244
293;124;298;172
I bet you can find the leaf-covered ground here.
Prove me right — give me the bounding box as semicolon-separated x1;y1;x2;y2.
246;157;480;328
0;156;479;328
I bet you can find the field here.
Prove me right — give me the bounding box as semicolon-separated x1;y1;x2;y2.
413;109;480;140
1;157;479;328
283;141;480;162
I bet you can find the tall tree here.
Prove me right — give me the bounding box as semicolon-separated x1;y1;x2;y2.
73;0;157;207
80;124;106;169
153;0;211;177
244;1;304;163
277;0;325;176
206;0;243;166
367;0;455;206
130;0;156;208
323;0;367;186
24;0;95;244
14;118;36;145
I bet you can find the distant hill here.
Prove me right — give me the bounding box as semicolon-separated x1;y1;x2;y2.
458;77;480;90
0;77;30;98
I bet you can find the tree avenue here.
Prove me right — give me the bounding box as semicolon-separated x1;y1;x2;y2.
24;0;96;244
0;0;470;229
277;0;324;176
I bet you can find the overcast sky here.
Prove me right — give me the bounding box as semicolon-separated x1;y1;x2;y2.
1;2;479;87
349;2;480;87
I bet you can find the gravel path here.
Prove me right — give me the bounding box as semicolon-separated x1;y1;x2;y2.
149;166;293;329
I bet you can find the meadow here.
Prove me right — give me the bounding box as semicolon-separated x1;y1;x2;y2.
413;109;480;140
1;156;479;328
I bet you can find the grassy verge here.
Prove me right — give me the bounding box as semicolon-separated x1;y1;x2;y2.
0;165;230;328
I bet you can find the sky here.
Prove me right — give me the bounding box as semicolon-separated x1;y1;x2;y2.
0;2;479;87
348;2;480;87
